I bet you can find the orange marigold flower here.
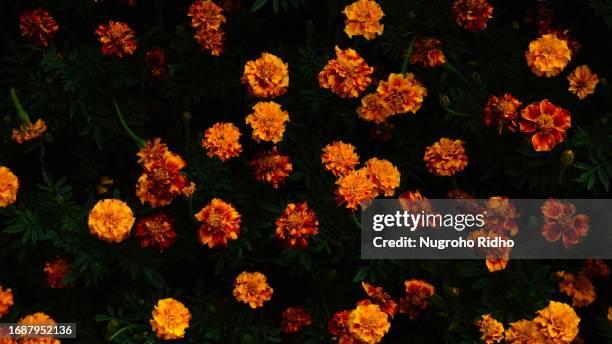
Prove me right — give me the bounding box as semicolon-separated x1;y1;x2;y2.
580;258;609;279
505;319;546;344
342;0;384;40
357;93;393;124
328;310;358;343
608;307;612;322
0;286;14;318
364;158;400;197
17;312;59;344
520;100;571;152
361;282;398;318
399;279;435;319
533;301;580;343
95;21;137;58
484;197;520;237
188;0;226;55
541;199;589;248
424;138;468;176
486;258;508;272
202;122;242;161
451;0;494;32
135;213;177;252
483;93;522;134
525;34;571;77
0;336;15;344
88;199;135;243
399;190;434;214
376;73;427;115
43;258;72;289
567;65;598;99
318;46;373;98
19;9;58;48
275;202;319;249
281;307;312;333
245;102;290;143
194;198;241;249
347;304;390;344
476;314;505;344
194;25;225;55
335;168;378;210
410;38;445;68
137;138;171;170
145;48;169;80
150;298;192;340
249;147;293;188
556;271;596;308
11;119;47;144
0;166;19;208
97;176;114;195
321;141;360;177
241;53;289;98
233;271;273;309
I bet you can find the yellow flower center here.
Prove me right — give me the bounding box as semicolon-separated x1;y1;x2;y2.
386;91;405;110
207;210;224;229
285;212;304;231
536;114;554;131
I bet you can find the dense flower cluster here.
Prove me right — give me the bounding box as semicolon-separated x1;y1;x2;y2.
233;271;273;309
342;0;384;40
275;202;319;249
88;199;135;243
0;166;19;208
318;46;373;98
520;100;571;152
135;213;177;252
19;8;58;48
95;21;137;58
424;138;468;176
245;102;290;143
195;198;241;248
281;307;312;333
188;0;226;55
202;122;243;161
150;298;192;340
241;53;289;98
43;258;72;289
248;147;293;188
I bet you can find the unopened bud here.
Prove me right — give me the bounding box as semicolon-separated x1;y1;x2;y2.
439;94;450;108
561;149;574;167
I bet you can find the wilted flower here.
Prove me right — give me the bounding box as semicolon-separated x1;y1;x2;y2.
275;202;319;249
580;258;609;279
249;147;293;188
476;314;505;344
202;122;242;161
399;279;435;319
342;0;384;40
145;48;169;80
43;258;72;289
410;38;445;68
135;213;177;252
318;46;373;98
195;198;241;248
525;34;571;77
95;21;137;58
150;298;192;340
0;166;19;208
0;286;13;318
541;199;589;248
520;100;571;152
11;119;47;144
241;53;289;98
357;93;393;124
424;138;468;176
567;65;598;99
335;168;378;210
451;0;494;32
364;158;400;197
245;102;290;143
88;199;135;243
483;93;522;134
233;271;273;309
533;301;580;343
376;73;427;115
281;307;312;333
19;8;58;48
321;141;360;177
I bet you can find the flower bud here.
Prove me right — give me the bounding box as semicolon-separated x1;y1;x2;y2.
561;149;574;167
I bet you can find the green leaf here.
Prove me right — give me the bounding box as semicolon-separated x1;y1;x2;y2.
251;0;268;12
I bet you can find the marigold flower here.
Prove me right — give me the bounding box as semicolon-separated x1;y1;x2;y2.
249;147;293;188
484;197;520;237
399;279;435;319
525;34;571;77
202;122;242;161
376;73;427;115
0;286;13;318
328;310;357;343
424;138;468;176
483;93;522;134
335;168;378;210
95;21;137;58
275;202;319;249
188;0;226;55
318;46;373;98
19;9;58;48
88;199;135;243
580;258;609;279
0;337;15;344
233;271;273;309
17;312;59;344
361;282;398;318
410;38;445;68
245;102;290;143
11;119;47;144
194;198;241;249
135;213;177;252
150;298;192;340
281;307;312;333
451;0;494;32
556;271;596;308
364;158;400;197
137;138;171;170
541;199;589;248
485;258;508;272
241;53;289;98
356;93;393;124
520;100;571;152
0;166;19;208
505;319;546;344
321;141;360;177
342;0;384;40
399;190;434;214
608;307;612;322
145;48;169;80
347;304;390;344
476;314;505;344
97;176;114;195
567;65;598;99
533;301;580;343
43;258;72;289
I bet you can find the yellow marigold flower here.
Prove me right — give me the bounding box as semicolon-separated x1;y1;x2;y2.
525;34;571;77
505;319;545;344
97;176;114;195
452;0;494;32
0;166;19;208
347;304;390;344
342;0;384;40
376;73;427;115
19;8;59;48
245;102;290;143
0;286;14;318
357;93;393;124
364;157;400;197
188;0;226;55
194;198;241;248
476;314;504;344
43;257;72;289
241;53;289;98
249;147;293;188
318;46;373;98
88;199;135;243
150;298;192;340
202;122;242;161
556;271;596;308
17;312;59;344
233;271;273;309
533;301;580;343
424;138;468;176
11;119;47;144
321;141;360;177
275;202;319;249
567;65;599;99
410;38;446;68
95;21;137;58
335;168;378;210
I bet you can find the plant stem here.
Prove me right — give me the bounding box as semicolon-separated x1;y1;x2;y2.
400;35;416;74
112;99;146;148
9;88;31;123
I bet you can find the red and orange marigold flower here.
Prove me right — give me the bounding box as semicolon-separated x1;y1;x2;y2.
451;0;494;32
424;138;468;176
364;158;400;197
347;303;390;344
525;34;571;77
483;93;522;134
328;310;357;344
357;93;393;124
321;141;360;177
361;282;398;318
318;46;373;98
150;298;192;340
520;100;571;152
43;258;72;289
376;73;427;115
541;198;589;248
135;213;177;252
88;199;135;243
399;279;435;319
275;202;319;249
188;0;226;55
399;190;434;214
0;166;19;208
19;8;59;48
556;271;596;308
342;0;384;40
245;102;290;143
505;319;546;343
476;314;505;344
202;122;243;161
194;198;241;248
281;307;312;333
0;286;13;318
233;271;273;309
11;119;47;144
249;147;293;188
95;21;137;58
533;301;580;343
484;197;520;237
335;168;378;210
145;48;169;80
567;65;598;99
241;53;289;98
410;38;445;68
